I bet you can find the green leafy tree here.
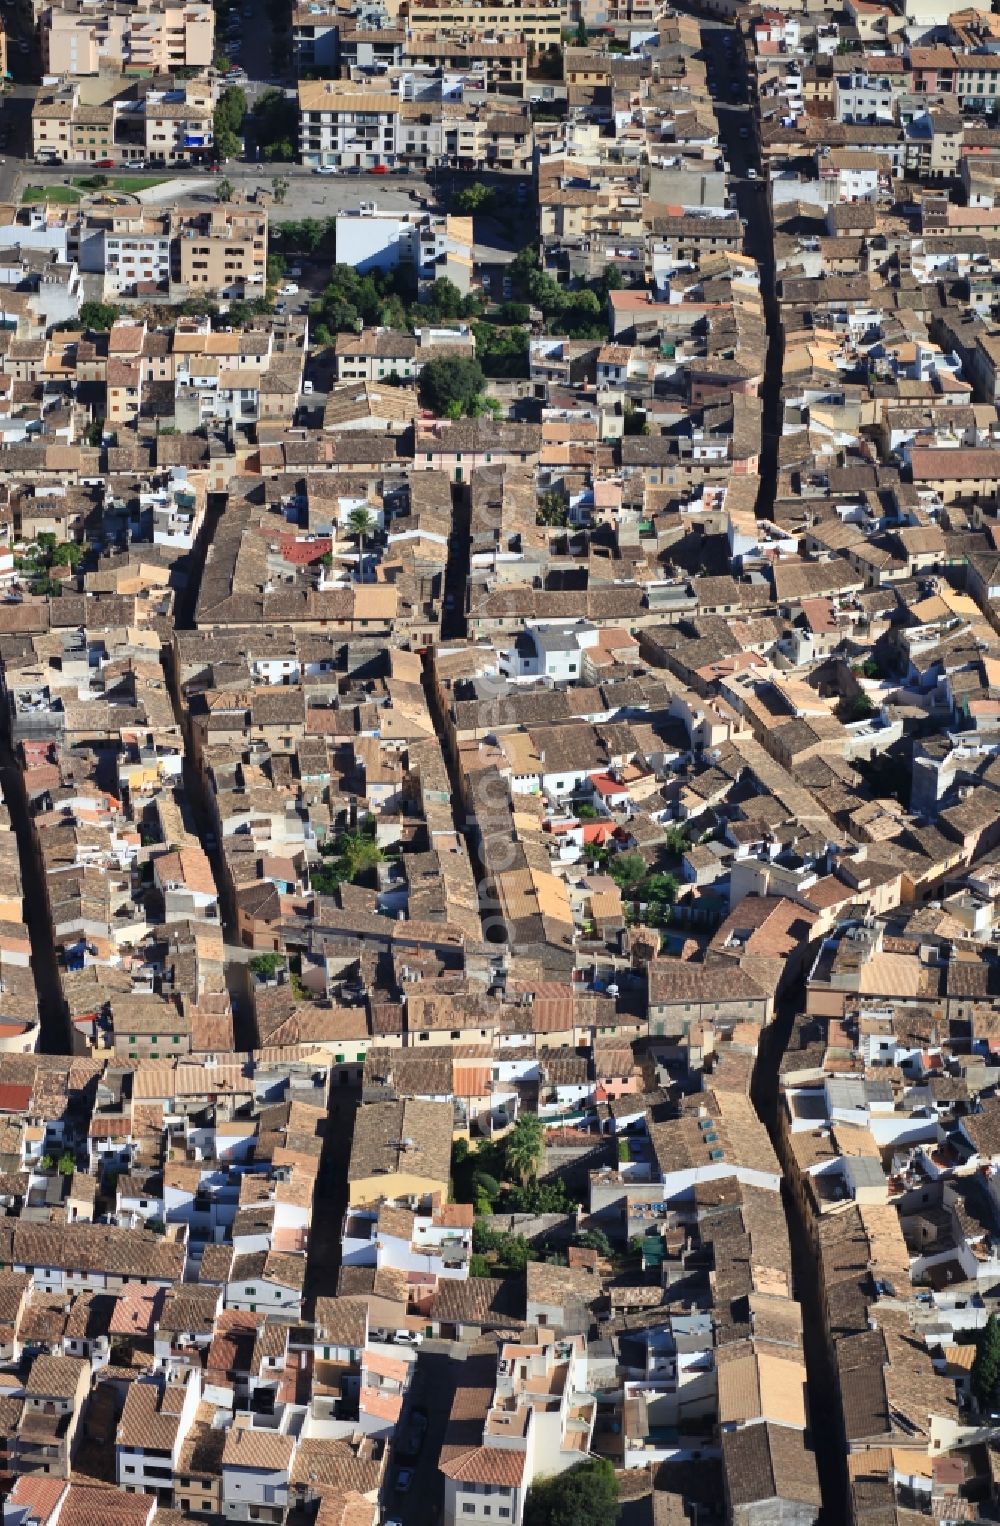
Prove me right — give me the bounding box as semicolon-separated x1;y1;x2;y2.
51;542;82;568
537;490;568;528
215;84;247;135
312;825;384;895
452;183;495;215
216;177;235;203
472;321;529;380
501;1235;530;1273
214;127;241;160
249;953;285;980
575;1227;611;1257
424;276;465;320
973;1314;1000;1408
271;175;289;204
598;264;624;296
510;244;540;282
525;1459;619;1526
469;1253;492;1278
609;851;647;895
527;268;564;314
664;824;690;856
79;301;121;331
505;1113;545;1187
502;1179;577;1214
574;17;588;44
845;693;875;722
623;399;649;435
253;89;299;159
418;354;486;417
346;505;375;579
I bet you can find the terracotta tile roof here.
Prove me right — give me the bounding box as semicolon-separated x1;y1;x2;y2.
439;1443;526;1485
222;1424;295;1473
58;1486;155;1526
25;1353;87;1399
722;1423;821;1509
5;1477;67;1525
291;1437;383;1495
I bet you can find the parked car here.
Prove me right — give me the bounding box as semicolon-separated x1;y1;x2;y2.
344;165;363;175
393;1469;414;1493
95;158;116;168
397;1410;428;1459
313;164;338;175
279;282;299;296
369;163;388;174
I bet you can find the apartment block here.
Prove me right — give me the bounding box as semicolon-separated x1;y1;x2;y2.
173;205;268;295
40;0;214;77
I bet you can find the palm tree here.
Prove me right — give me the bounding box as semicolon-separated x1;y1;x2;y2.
346;505;375;582
271;175;289;205
216;177;235;204
505;1113;544;1187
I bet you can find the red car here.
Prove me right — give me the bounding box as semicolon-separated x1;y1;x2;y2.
95;159;116;168
369;163;388;174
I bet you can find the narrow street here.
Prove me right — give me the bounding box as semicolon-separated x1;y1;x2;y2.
695;18;782;522
0;748;67;1053
752;981;849;1524
694;15;842;1516
301;1088;357;1314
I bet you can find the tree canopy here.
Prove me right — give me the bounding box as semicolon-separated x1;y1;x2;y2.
524;1459;619;1526
417;354;486;417
252;89;298;160
213;85;246;158
973;1314;1000;1407
79;301;122;331
451;183;495;215
505;1112;545;1187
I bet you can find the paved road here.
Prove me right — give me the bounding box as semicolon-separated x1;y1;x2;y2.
691;12;843;1519
0;749;67;1053
385;1347;464;1526
697;20;782;522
